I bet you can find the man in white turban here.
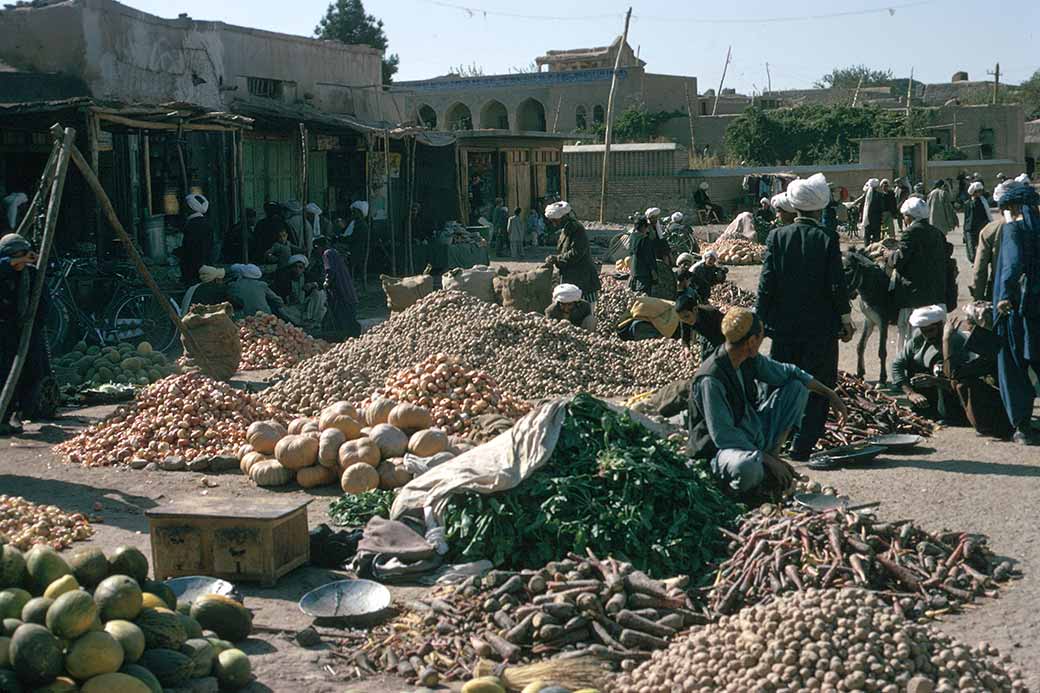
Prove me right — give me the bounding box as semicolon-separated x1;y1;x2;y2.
180;194;213;285
675;252;697;272
666;211;699;254
179;265;240;314
644;207;664;239
892;305;964;422
2;192;27;231
891;196;949;352
927;179;958;235
228;262;294;323
544;283;596;331
273;253;327;330
303;202;324;255
770;192;796;226
693;183;723;223
545;201;599;300
858;178;883;244
753;196;776;231
963;180;991;263
756;171;854;460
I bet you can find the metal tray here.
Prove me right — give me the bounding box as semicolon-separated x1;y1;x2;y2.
299;579;391;620
165;576;241;604
811;443;886;464
868;433;923;451
793;493;880;513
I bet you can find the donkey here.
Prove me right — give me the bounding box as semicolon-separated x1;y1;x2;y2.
842;247;899;383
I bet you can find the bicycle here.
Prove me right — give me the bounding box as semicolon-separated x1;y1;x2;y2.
45;257;181;356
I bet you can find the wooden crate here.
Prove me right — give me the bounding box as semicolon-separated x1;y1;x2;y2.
145;497;311;586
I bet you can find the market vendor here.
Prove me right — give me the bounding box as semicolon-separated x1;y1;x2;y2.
689;307;848;494
273;254;327;331
943;304;1014;439
544;283;597;332
666;212;697;252
690;250;728;301
891;305;965;422
179;265;242;314
645;207;665;239
694;183;724;222
545;201;600;301
753;197;775;228
628;216;657;295
180;194;213;286
675;252;697;273
618;293;724;350
313;236;361;340
0;233;53;436
227;263;293;324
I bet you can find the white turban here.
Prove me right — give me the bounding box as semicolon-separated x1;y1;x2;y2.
645;207;661;219
699;182;710;190
880;179;890;187
760;197;770;206
552;283;582;304
351;200;369;217
972;172;980;179
786;173;831;212
670;212;684;223
185;193;209;216
996;172;1006;179
909;305;947;328
545;201;572;220
305;202;322;216
899;197;929;220
863;178;880;191
239;264;262;280
770;192;795;214
288;254;309;267
198;265;224;283
993;182;1013;204
968;181;984;195
676;252;696;267
1015;173;1031;184
3;192;27;229
284;199;303;213
704;249;718;261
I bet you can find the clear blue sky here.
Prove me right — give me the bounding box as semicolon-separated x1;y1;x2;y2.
123;0;1038;94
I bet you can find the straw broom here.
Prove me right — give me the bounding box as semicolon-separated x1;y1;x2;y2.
473;655;612;691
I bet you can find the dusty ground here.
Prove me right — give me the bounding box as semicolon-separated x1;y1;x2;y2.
2;219;1038;692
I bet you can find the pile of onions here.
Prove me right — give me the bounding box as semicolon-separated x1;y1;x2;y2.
56;372;285;467
238;313;330;370
0;494;94;551
366;354;530;436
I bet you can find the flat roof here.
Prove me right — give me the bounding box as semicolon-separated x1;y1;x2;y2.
564;142;680;153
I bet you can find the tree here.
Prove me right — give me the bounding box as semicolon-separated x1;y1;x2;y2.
448;62;485;78
1020;69;1040;118
579;104;683;143
316;0;399;84
815;65;894;90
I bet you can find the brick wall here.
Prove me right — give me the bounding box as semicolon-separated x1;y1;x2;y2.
567;175;685;221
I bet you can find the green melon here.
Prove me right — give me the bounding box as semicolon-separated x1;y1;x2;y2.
95;367;113;382
0;546;26;589
136;649;192;688
19;598;51;626
93;576;142;622
205;637;234;656
82;672;150;693
42;575;78;601
104;351;121;364
45;590;96;640
213;648;252;690
85;346;100;357
2;620;21;637
106;549;147;585
0;591;30;621
118;664;161;693
32;675;78;692
65;630;124;681
180;637;215;678
136;342;153;355
0;635;9;667
67;548;109;588
133;608;185;651
0;669;22;693
139;581;175;611
175;613;202;640
189;595;252;643
9;624;63;686
102;620;144;664
24;547;70;596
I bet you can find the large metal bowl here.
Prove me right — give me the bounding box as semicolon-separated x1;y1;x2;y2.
868;433;924;451
165;576;241;604
298;579;391;620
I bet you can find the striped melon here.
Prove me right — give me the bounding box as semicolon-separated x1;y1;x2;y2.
133;608;186;650
65;630;124;681
45;590;97;640
137;648;193;688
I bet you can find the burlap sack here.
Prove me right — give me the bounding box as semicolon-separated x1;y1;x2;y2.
442;265;504;304
493;265;554;314
381;273;434;313
180;302;241;381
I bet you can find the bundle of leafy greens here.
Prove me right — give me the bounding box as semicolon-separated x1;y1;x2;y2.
329;489;395;528
442;394;743;578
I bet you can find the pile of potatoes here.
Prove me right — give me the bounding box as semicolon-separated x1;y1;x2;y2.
237;313;330;370
238;400;469;494
702;238;765;265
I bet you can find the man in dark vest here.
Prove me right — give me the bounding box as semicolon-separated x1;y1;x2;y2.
689;307;848;494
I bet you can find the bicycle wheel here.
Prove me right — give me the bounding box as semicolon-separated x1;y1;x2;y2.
45;293;74;356
107;291;181;353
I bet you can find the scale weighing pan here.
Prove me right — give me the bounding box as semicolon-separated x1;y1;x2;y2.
811;443;886;464
868;433;923;451
165;576;241;604
793;493;881;513
299;579;391;623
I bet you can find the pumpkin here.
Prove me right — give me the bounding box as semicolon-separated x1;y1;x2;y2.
274;435;319;471
297;465;337;489
237;443;254;459
0;545;27;588
318;429;346;468
189;595;252;643
104;620;145;662
81;672;151;693
321;401;359;421
65;630;124;680
213;648;253;690
0;589;30;620
180;637;216;677
408;428;449;457
67;548;109;588
368;424;408;459
134;607;186;650
318;412;362;439
388;403;433;432
337;438;381;470
249;460;293;487
21;596;52;625
377;458;412;490
94;576;143;622
301;420;320;433
46;589;97;639
239;451;269;475
137;648;193;688
119;663;163;693
108;547;149;584
43;575;79;600
365;398;397;426
287;417;312;435
341;462;380;494
245;420;286;455
9;623;64;685
24;546;70;595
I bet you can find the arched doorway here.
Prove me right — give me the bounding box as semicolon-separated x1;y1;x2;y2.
575;105;587;130
593;105;605;125
516;98;547;132
445;102;472;130
418;104;437;129
479;100;509;130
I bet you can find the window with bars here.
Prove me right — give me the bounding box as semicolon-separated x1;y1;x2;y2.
247;77;283;100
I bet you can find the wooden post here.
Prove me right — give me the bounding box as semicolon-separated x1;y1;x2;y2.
384;130;395;276
236;131;248;262
711;46;732;117
142;133;153;215
905;67;914;135
851;75;864;107
13;140;62;239
0;126;75;426
362;134;372;292
598;7;632;223
175;122;189;193
551;95;563;133
683;81;697;168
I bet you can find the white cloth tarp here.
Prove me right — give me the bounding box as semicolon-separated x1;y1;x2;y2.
718;211;757;241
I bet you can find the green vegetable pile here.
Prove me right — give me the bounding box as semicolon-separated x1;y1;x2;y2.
329;489;395;528
442;394;743;578
54;341;177;390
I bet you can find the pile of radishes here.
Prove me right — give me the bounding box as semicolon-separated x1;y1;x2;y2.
238;313;330;370
57;372;284;467
366;354;530;436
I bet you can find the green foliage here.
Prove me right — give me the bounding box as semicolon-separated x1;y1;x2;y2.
448;62;485;78
724;105;932;166
315;0;399;83
580;105;684;143
328;489;395;527
1020;69;1040;118
815;65;894;89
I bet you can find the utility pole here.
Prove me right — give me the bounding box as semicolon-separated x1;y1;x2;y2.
851;75;864;107
711;46;732;116
905;67;914;134
765;62;772;94
598;7;632;223
987;62;1000;104
684;81;696;167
